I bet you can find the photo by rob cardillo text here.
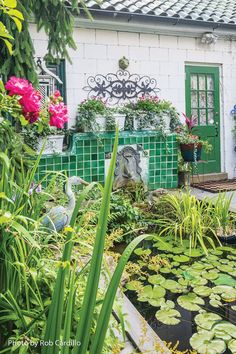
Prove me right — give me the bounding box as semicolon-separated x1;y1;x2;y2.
8;339;81;348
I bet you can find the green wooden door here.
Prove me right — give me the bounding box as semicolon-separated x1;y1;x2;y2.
185;66;221;174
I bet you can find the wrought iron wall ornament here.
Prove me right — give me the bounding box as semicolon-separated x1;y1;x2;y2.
83;70;160;105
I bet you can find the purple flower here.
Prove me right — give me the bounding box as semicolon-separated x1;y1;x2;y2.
182;113;198;132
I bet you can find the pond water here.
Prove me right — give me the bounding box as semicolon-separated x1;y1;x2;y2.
125;239;236;353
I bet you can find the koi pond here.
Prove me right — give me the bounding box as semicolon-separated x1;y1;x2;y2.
125;238;236;353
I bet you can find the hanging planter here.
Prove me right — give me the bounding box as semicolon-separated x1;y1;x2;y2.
180;143;202;162
37;134;64;154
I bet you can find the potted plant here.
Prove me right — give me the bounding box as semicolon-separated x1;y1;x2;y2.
127;95;179;132
4;76;69;154
211;193;236;244
176;113;212;162
178;153;191;188
76;98;125;132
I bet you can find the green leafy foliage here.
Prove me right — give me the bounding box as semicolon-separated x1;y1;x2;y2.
0;0;88;83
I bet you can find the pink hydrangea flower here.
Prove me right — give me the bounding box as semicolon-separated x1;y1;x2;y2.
20;90;41;114
53;90;61;98
5;76;33;96
49;102;68;129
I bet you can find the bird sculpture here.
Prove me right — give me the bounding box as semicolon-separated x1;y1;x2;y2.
41;176;89;232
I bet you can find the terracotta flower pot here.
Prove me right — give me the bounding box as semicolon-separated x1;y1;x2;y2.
180;143;202;162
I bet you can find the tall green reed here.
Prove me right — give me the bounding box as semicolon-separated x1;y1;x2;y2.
43;128;152;354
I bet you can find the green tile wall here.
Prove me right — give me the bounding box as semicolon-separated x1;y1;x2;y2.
37;131;178;190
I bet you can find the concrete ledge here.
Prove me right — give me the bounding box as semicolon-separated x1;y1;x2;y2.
114;290;170;354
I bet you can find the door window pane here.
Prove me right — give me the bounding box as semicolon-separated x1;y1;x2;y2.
199;92;206;108
199;75;206;90
208;109;214;124
207;75;214;90
199;109;207;125
191;91;198;108
191;109;199;123
191;75;198;90
207;92;214;108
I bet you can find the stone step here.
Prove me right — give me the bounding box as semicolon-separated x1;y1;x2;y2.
191;172;228;184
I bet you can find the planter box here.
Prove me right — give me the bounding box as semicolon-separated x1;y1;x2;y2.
180;143;202;162
37;135;64;155
133;113;171;131
95;114;106;131
113;113;126;130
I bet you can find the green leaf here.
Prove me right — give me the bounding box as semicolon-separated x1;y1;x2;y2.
213;274;236;286
190;331;226;354
228;339;236;353
202;270;219;280
177;293;205;311
213;321;236;340
173;255;190;263
155;309;181;325
162;279;184;293
152;285;166;298
213;286;236;301
148;274;165;285
193;286;212;297
3;0;17;8
194;312;222;330
125;280;143;291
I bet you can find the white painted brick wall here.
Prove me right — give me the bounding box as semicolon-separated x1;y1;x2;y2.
30;25;236;178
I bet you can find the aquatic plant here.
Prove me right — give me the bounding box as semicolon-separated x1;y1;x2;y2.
151;191;220;254
125;237;236;353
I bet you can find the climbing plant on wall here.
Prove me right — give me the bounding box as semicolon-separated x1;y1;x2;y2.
0;0;89;85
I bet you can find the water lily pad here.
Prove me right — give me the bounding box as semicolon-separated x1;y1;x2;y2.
173;255;190;263
134;247;151;256
172;261;180;267
192;262;206;270
162;279;183;293
213;274;236;287
126;280;143;291
213;321;236;340
186;249;204;257
155;308;181;325
202;271;219;280
171;247;184;254
148;298;165;307
159;267;172;274
217;264;234;273
161;300;175;310
210;249;223;256
228;339;236;353
137;285;153;301
213;286;236;301
148;274;165;285
193;286;212;297
231;305;236;311
153;242;171;251
209;299;222;308
152;285;166;298
190;331;226;354
177;292;205;311
194;312;222;330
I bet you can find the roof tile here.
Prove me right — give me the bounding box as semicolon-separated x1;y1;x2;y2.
85;0;236;25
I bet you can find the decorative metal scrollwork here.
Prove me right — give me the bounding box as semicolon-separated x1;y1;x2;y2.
83;70;160;104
